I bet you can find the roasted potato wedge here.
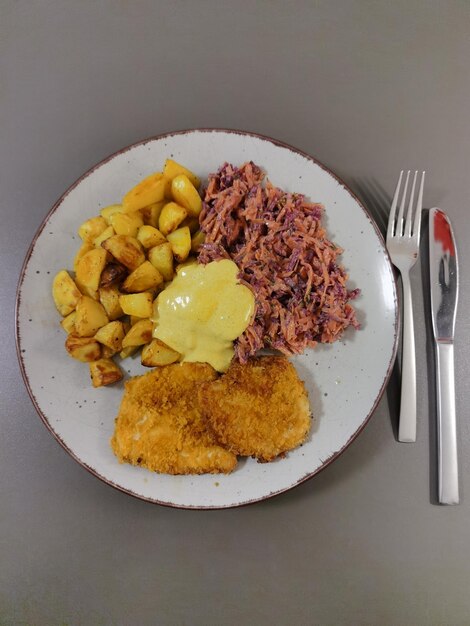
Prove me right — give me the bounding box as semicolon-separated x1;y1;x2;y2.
140;201;165;228
60;311;76;333
118;292;153;318
163;158;200;189
190;229;205;253
99;285;124;320
148;242;174;281
78;216;108;243
94;320;125;351
181;216;200;234
122;261;163;293
102;235;145;271
109;211;143;238
122;319;153;348
89;359;123;387
102;345;118;358
73;242;94;273
166;226;191;263
171;174;202;217
74;296;109;337
93;226;115;248
122;172;166;212
137;225;166;249
158;202;188;236
52;270;82;316
75;248;108;298
119;345;139;359
141;339;180;367
65;334;101;362
100;204;123;225
99;263;128;288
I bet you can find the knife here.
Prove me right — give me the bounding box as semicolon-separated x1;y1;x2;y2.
429;208;459;505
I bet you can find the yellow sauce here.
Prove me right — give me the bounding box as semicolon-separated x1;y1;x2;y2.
152;259;255;372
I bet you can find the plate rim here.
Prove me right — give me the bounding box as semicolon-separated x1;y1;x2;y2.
15;127;399;509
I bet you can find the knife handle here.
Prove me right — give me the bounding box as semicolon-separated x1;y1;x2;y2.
435;341;459;505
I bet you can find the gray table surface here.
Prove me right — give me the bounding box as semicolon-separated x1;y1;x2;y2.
2;1;470;624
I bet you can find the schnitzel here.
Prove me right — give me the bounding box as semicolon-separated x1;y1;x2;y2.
199;356;311;462
111;362;237;474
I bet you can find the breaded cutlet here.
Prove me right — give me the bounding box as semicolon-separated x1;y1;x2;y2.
199;355;311;462
111;362;237;475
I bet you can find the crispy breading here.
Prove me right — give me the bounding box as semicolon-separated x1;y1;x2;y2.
111;362;237;474
199;356;311;462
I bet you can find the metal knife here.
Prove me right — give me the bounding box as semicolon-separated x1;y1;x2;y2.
429;208;459;505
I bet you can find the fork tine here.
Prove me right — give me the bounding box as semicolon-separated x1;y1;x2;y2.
413;171;425;237
404;171;418;236
387;170;403;239
396;170;410;236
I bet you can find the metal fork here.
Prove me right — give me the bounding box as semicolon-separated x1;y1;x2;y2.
386;170;425;442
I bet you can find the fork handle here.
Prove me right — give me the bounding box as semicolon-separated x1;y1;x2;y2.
398;272;417;442
435;342;459;505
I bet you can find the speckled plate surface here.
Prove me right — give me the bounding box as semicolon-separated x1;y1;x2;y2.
16;129;398;508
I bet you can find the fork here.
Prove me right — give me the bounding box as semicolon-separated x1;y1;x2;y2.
386;170;425;442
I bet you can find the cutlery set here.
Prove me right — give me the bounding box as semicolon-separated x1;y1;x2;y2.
386;171;459;505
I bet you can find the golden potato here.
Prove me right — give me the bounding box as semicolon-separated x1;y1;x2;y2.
118;292;153;318
122;172;166;212
136;225;166;249
60;311;76;333
190;229;205;253
119;345;139;359
99;285;124;321
122;319;153;348
166;226;191;263
75;248;108;298
122;261;163;293
109;211;143;237
163;158;201;189
100;204;123;225
102;235;145;271
148;242;174;282
93;226;115;248
74;296;109;337
102;345;118;358
94;320;125;351
78;216;108;243
52;270;82;316
171;175;202;217
73;242;94;273
65;334;101;362
89;359;123;387
141;339;180;367
140;201;165;228
181;216;200;234
158;202;188;235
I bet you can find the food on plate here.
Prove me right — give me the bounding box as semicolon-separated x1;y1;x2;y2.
200;355;311;462
152;259;255;372
89;358;123;388
199;162;360;362
111;362;237;474
52;270;82;316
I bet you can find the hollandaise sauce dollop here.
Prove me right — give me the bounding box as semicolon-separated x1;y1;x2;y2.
152;259;255;372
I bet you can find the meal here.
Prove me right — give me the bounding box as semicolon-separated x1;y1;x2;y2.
51;157;360;475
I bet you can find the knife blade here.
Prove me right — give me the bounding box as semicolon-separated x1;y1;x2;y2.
429;207;459;505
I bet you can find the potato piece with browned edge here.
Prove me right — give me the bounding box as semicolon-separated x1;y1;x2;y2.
100;204;123;225
122;261;163;293
191;230;205;253
52;270;82;316
166;226;191;263
171;175;202;217
75;248;108;298
163;158;200;189
102;345;118;358
109;211;143;238
181;216;200;234
137;225;166;249
78;216;108;243
119;345;138;359
99;285;124;321
158;202;187;236
74;296;109;337
102;235;145;271
141;339;180;367
93;226;115;248
148;242;174;282
94;320;125;351
60;311;76;333
65;334;101;362
89;359;123;388
122;319;153;348
140;201;165;228
73;242;94;273
118;292;153;318
122;172;166;212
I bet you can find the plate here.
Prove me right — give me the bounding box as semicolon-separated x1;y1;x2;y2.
16;129;398;508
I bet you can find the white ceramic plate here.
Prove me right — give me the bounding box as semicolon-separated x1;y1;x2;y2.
16;129;398;508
